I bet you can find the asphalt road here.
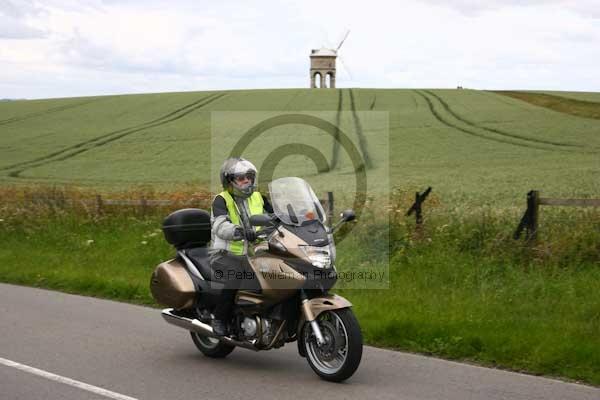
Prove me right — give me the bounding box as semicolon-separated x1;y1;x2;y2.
0;283;598;400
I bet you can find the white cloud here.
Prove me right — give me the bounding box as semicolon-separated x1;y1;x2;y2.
420;0;600;18
0;0;43;18
0;0;46;38
0;0;599;98
0;15;45;38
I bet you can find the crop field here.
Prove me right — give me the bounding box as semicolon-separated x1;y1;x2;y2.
1;88;599;207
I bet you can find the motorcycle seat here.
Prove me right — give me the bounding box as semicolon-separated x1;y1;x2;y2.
182;248;262;294
182;247;213;281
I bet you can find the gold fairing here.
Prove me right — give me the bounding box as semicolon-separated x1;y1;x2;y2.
237;226;310;305
246;256;305;302
150;258;196;309
275;226;316;261
300;294;352;323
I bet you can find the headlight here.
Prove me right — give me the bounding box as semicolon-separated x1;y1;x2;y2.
328;233;336;266
299;245;332;269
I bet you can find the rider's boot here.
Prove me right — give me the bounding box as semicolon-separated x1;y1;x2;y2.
211;319;229;336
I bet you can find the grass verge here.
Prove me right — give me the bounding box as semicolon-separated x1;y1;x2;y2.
0;203;598;386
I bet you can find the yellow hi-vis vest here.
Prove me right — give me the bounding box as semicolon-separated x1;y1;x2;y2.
219;190;264;255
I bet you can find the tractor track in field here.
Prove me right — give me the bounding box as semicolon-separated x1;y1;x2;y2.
330;89;343;170
3;93;227;178
411;93;419;109
369;95;377;110
1;92;223;171
0;98;105;127
143;93;222;124
414;90;592;153
349;89;373;169
422;90;587;149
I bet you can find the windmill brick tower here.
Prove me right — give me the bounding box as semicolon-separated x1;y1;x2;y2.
310;31;349;89
310;48;337;88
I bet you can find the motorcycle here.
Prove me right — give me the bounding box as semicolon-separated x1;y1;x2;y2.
150;177;362;382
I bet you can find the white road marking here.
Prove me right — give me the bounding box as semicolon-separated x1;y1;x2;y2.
0;357;138;400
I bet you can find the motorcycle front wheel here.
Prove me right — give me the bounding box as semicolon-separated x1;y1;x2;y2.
302;308;363;382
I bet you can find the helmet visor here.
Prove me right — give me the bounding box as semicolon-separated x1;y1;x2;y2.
232;171;255;183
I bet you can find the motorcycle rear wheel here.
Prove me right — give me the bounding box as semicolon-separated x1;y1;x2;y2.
302;308;363;382
190;332;236;358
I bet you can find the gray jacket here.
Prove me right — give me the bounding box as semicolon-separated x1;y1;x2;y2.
210;195;252;255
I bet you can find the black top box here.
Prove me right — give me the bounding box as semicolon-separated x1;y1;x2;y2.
162;208;211;249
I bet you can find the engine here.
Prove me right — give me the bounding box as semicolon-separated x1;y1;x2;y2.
240;316;282;347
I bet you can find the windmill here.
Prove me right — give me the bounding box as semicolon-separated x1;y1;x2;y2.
309;30;350;89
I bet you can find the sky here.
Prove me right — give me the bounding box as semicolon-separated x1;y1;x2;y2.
1;0;599;99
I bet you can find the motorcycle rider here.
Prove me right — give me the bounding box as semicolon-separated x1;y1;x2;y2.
210;157;272;336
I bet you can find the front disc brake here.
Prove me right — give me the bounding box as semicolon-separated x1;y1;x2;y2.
315;320;343;362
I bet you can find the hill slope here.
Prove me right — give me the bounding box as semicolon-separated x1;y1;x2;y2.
0;89;599;205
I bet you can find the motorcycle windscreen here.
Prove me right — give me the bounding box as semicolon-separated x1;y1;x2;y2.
268;177;326;226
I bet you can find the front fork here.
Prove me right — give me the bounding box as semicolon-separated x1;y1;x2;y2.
300;290;326;346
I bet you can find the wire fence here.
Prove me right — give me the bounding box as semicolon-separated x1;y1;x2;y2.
2;187;599;240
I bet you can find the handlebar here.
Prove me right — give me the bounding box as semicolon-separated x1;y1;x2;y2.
256;231;269;240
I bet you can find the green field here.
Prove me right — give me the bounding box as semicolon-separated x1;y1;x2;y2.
1;89;599;206
1;89;599;385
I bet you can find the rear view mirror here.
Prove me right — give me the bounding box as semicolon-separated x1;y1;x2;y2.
249;214;274;226
340;209;356;222
329;209;357;233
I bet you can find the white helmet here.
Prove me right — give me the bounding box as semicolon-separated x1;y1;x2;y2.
219;157;257;198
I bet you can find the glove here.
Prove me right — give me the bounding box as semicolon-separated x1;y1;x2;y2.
232;226;244;241
245;228;257;242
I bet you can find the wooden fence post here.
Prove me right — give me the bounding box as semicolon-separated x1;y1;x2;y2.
526;190;539;241
95;195;103;216
415;192;423;225
140;196;147;217
57;190;66;209
406;187;432;231
515;190;600;240
514;190;539;241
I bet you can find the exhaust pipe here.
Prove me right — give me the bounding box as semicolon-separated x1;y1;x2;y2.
161;309;259;351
